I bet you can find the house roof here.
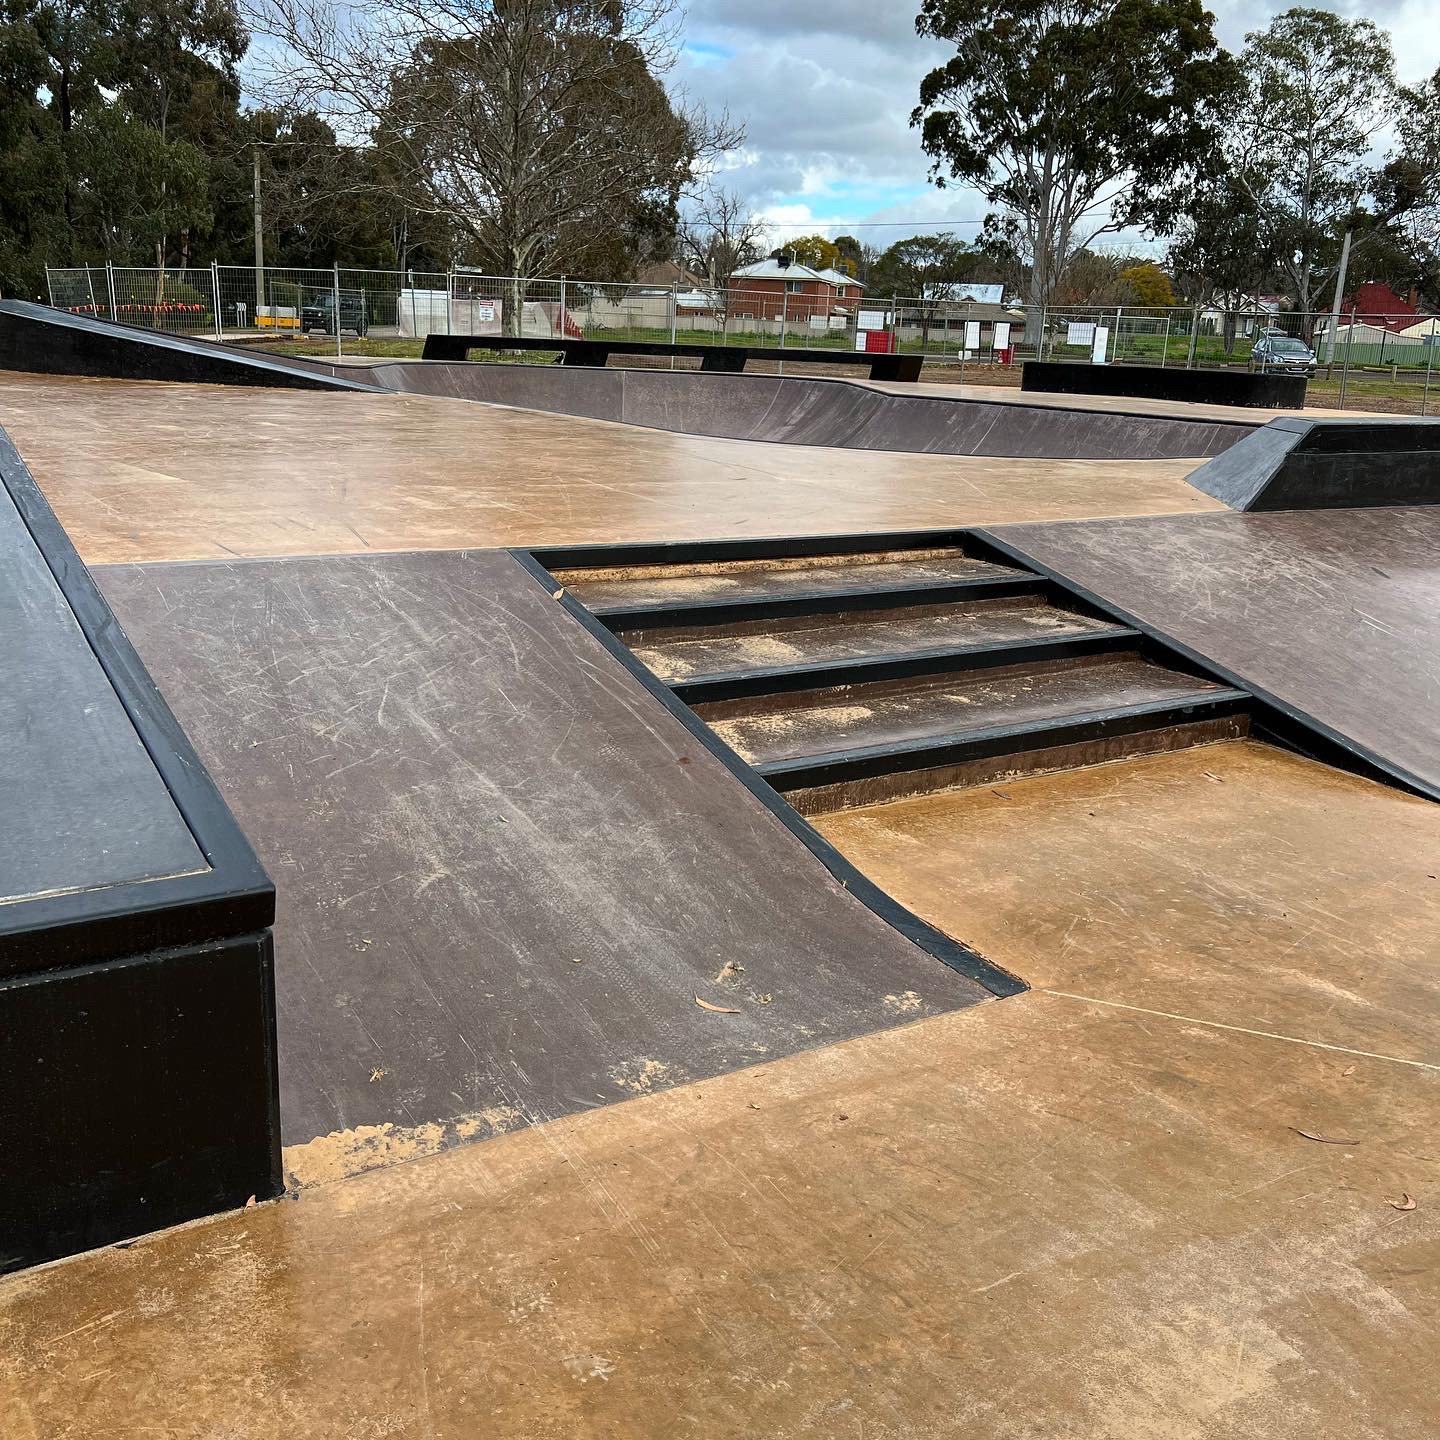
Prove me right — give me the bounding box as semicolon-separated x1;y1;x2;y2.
814;267;866;290
1344;280;1423;333
730;258;829;283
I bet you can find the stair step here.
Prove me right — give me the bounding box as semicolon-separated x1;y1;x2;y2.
694;654;1248;784
625;596;1134;696
560;548;1026;620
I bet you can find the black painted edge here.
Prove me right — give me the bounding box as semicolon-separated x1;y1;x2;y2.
668;628;1141;704
0;426;275;971
410;348;1261;429
424;331;919;372
750;692;1251;788
0;298;385;393
974;528;1440;803
506;546;1027;999
532;527;987;569
590;575;1045;629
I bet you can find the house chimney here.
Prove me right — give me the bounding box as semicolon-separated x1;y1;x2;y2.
771;248;791;269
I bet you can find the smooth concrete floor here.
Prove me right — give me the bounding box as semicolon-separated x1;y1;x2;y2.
4;742;1437;1437
0;372;1222;564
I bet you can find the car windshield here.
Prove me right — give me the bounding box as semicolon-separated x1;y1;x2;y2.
1266;338;1310;354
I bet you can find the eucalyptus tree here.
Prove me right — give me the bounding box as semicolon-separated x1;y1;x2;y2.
913;0;1238;310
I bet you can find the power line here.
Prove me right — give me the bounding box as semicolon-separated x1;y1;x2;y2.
761;218;991;228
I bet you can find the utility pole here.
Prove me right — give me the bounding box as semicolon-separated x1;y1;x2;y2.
253;149;265;319
1326;229;1352;369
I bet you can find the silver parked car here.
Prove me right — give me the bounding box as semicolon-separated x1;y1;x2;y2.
1251;332;1316;375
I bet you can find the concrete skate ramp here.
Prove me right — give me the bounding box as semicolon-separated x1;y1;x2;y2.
988;506;1440;799
0;299;382;391
367;360;1252;461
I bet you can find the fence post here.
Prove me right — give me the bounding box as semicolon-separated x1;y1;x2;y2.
1423;336;1435;417
45;266;55;308
559;275;567;338
1187;306;1200;368
333;262;342;358
211;261;222;339
83;267;98;315
670;283;678;351
105;262;117;322
1160;315;1170;368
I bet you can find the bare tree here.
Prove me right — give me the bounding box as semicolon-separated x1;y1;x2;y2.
677;186;764;288
244;0;742;331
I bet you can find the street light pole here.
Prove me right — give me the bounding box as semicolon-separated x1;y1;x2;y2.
1325;229;1352;369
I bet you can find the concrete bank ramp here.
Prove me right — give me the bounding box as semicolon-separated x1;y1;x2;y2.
367;360;1252;461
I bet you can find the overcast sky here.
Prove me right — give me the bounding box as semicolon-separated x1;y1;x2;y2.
674;0;1439;256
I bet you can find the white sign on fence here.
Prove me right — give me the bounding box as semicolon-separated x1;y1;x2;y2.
858;309;888;330
964;320;981;351
475;300;496;324
1091;326;1110;364
855;331;869;352
1067;321;1095;346
993;322;1011;352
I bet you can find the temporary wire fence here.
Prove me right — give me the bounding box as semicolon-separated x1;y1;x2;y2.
41;264;1440;413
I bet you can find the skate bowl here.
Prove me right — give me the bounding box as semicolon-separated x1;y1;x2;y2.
364;360;1255;461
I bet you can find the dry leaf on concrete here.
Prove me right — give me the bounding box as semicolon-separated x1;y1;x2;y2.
1289;1127;1361;1145
694;995;741;1014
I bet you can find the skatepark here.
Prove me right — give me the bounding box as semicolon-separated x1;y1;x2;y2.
1;301;1438;1437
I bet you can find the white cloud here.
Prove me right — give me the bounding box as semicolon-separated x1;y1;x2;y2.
674;0;1437;253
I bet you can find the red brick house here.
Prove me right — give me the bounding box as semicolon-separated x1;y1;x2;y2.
728;256;849;323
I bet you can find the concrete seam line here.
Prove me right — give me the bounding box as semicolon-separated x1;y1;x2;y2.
1041;989;1440;1072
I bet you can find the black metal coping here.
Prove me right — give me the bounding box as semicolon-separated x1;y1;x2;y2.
0;426;274;971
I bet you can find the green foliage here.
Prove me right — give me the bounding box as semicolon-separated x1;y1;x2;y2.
1224;7;1397;314
868;232;995;297
914;0;1239;306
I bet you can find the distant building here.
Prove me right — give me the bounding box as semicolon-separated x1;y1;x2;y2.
1339;280;1426;333
727;256;839;322
812;267;867;308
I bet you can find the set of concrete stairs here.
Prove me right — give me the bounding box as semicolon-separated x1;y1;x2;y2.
552;537;1252;814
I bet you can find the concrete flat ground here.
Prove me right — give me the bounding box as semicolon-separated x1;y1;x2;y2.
1;365;1436;1437
0;372;1220;564
3;744;1437;1437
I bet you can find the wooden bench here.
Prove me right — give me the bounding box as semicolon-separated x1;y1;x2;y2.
421;333;924;382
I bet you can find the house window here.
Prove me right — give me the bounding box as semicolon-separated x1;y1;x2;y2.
784;280;804;294
837;285;848;297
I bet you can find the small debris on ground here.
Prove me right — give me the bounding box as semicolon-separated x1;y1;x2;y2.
695;994;741;1014
552;587;565;600
369;1066;387;1083
1389;1193;1418;1211
714;960;745;982
1289;1127;1360;1145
